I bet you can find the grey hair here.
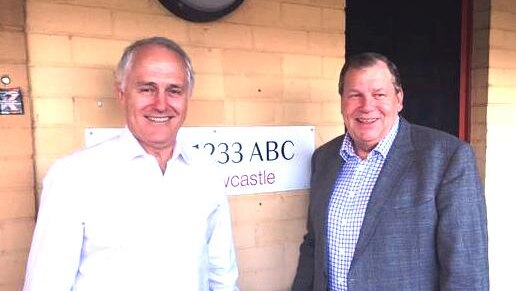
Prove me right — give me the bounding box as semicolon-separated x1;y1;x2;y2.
338;52;402;95
115;36;195;91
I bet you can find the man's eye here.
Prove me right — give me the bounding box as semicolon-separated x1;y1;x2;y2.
168;88;182;95
374;94;386;99
139;87;155;94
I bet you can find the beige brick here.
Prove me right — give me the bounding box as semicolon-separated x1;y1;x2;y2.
315;125;343;146
0;63;29;89
226;0;281;27
184;100;225;125
0;128;34;157
224;76;283;100
192;74;225;101
0;219;34;252
30;66;114;98
113;12;188;42
311;0;345;8
26;2;112;36
489;68;516;87
0;0;25;27
491;11;516;31
0;159;35;189
253;27;308;54
284;78;311;101
0;192;35;220
233;100;280;125
222;50;282;76
283;102;322;124
0;282;24;291
32;98;75;125
0;31;26;62
323;56;343;79
308;31;345;57
229;192;308;223
72;37;129;67
190;23;253;49
237;245;284;271
322;8;345;32
490;29;516;50
471;85;488;106
27;34;72;65
33;126;80;156
0;250;28;284
232;221;256;249
187;47;223;74
75;0;164;14
74;97;126;127
494;0;516;14
321;101;342;124
488;87;516;104
486;105;516;127
281;3;322;30
489;49;516;69
224;100;235;125
310;79;340;101
239;267;290;291
255;219;306;246
283;54;322;78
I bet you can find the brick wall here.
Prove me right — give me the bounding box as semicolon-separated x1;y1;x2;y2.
481;0;516;289
24;0;345;290
0;0;36;290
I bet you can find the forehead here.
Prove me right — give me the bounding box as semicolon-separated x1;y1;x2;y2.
343;62;394;88
129;45;186;74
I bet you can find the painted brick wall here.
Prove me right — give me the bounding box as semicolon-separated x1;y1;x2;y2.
0;0;35;290
482;0;516;289
24;0;345;290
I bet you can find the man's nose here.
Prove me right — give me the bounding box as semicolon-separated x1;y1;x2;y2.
360;95;375;110
153;92;167;111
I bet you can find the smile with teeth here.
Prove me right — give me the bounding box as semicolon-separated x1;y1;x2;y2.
356;117;379;124
146;116;171;123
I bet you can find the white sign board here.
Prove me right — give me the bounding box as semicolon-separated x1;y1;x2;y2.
85;126;315;195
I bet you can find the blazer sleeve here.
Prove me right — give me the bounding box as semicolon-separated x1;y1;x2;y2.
436;143;489;290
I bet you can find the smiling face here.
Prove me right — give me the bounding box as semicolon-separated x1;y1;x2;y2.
340;61;403;158
117;44;190;156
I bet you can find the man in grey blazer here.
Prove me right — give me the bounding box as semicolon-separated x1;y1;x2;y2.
292;52;489;290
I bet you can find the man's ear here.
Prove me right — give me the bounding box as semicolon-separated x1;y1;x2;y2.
396;88;404;112
115;82;125;104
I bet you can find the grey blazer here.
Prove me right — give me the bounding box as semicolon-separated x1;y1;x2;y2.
292;117;489;291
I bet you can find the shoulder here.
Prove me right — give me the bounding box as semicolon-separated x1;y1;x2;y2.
314;135;344;156
45;134;125;179
399;119;475;163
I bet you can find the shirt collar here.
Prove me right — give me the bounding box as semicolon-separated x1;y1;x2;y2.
340;116;400;161
119;127;192;165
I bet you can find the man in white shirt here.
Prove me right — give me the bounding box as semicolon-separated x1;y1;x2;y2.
23;36;239;291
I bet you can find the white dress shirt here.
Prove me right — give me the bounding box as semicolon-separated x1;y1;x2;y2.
23;128;239;291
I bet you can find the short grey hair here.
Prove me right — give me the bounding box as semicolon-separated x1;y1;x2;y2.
115;36;195;91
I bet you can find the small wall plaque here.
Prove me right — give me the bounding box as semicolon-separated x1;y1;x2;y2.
0;87;24;115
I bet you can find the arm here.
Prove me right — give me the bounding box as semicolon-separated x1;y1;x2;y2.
291;205;315;291
207;195;239;291
437;143;489;290
292;149;321;291
23;161;84;291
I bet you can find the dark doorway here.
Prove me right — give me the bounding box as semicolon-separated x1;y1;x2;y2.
345;0;465;137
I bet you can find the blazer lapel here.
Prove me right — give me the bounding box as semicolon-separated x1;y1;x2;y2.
352;118;416;259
